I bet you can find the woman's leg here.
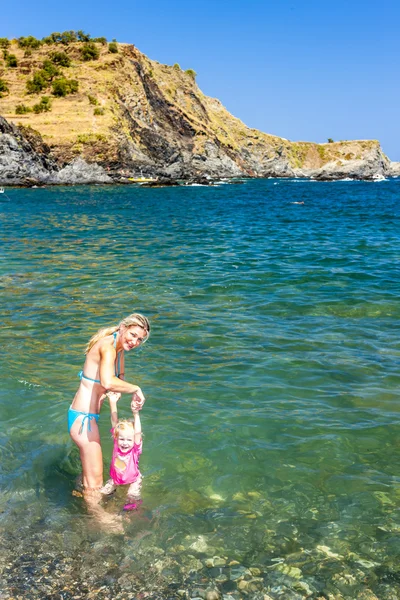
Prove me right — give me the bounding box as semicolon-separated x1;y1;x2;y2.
69;416;103;490
69;416;123;532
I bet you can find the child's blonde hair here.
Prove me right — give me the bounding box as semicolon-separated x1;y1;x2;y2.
113;420;135;440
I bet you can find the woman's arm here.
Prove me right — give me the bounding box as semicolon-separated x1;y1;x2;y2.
99;344;145;407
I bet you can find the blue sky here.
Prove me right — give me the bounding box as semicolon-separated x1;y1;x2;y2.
2;0;400;159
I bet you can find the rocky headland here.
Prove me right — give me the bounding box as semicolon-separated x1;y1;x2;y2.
0;35;398;185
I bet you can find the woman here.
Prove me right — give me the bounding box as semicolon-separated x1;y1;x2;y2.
69;312;150;496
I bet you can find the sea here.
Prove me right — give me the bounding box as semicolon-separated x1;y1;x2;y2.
0;178;399;599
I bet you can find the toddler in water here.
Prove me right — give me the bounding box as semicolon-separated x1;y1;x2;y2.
101;393;143;508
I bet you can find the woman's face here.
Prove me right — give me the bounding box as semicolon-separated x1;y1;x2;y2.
120;325;147;351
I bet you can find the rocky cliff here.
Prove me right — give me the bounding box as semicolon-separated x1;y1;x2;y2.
0;39;397;184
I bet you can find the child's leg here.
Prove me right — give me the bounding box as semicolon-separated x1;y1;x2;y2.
100;479;116;495
127;475;142;499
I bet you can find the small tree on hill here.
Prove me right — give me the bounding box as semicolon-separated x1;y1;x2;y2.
26;71;48;93
60;31;77;45
327;138;334;143
16;104;32;114
81;42;100;61
50;51;71;67
77;30;91;42
33;96;52;113
18;36;42;49
108;42;118;53
0;38;10;49
0;78;9;96
42;60;61;80
185;69;197;80
6;54;18;68
52;77;79;96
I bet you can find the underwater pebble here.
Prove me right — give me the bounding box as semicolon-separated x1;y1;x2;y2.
273;563;302;579
190;535;209;553
205;558;214;568
316;545;341;559
205;590;221;600
293;580;313;596
230;565;247;581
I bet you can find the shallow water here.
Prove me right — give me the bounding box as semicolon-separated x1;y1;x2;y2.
1;179;400;598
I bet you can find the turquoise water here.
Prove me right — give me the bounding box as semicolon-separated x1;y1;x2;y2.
1;179;400;598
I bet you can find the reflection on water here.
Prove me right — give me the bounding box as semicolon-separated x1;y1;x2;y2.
1;180;400;598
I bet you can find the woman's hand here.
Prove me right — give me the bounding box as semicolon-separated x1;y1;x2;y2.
131;388;145;412
106;391;121;403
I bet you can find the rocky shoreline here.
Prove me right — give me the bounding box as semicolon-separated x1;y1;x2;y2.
1;527;398;600
1;114;399;187
1;486;399;600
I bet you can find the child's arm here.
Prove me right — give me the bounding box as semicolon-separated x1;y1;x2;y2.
132;411;142;445
108;395;119;428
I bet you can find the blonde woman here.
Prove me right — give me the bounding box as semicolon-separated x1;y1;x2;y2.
69;313;150;497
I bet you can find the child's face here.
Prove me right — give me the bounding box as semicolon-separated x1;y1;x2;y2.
117;431;134;452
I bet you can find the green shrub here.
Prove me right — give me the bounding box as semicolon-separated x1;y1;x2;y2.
108;42;118;53
50;51;71;67
77;30;91;42
33;96;52;113
327;138;334;143
2;49;8;59
0;78;9;95
81;42;100;61
52;77;79;96
184;68;197;80
42;32;59;44
26;71;48;93
93;107;104;115
173;63;181;70
18;36;42;49
60;31;77;45
76;133;106;143
6;54;18;67
93;37;107;45
42;59;61;80
0;38;10;49
87;94;98;105
24;49;33;57
16;104;32;114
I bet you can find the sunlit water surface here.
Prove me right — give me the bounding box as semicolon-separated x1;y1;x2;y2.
1;179;400;598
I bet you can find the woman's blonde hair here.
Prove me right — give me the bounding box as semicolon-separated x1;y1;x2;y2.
113;419;135;440
85;313;150;354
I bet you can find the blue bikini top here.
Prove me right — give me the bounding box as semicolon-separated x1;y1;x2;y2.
79;332;121;384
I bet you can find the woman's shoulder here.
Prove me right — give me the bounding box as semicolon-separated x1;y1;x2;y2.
96;334;117;354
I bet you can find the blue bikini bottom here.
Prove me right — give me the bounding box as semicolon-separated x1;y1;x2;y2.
68;406;100;434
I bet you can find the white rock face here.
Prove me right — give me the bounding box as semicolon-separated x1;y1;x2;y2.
52;158;112;184
388;162;400;177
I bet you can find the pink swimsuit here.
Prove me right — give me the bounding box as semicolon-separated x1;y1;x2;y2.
110;429;142;485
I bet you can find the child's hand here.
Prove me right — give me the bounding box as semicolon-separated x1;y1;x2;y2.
106;391;121;403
